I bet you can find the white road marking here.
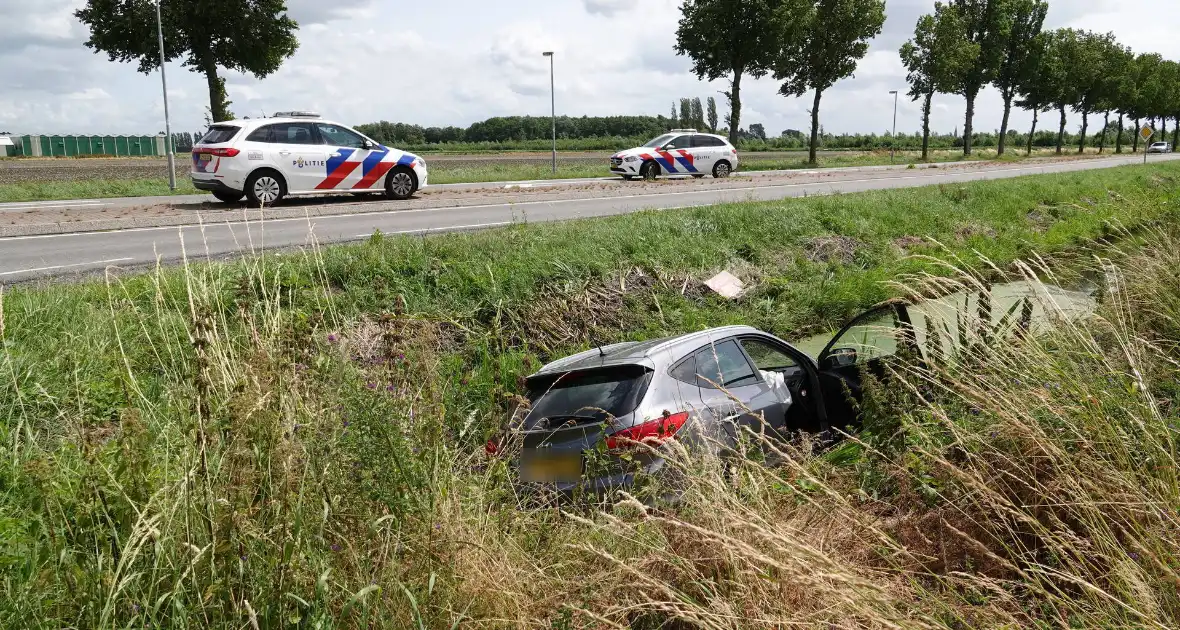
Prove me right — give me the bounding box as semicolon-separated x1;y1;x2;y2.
354;221;511;238
0;155;1156;243
0;200;109;211
0;257;134;276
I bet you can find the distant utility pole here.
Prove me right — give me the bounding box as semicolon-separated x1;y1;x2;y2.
543;51;556;174
155;0;176;191
889;90;898;165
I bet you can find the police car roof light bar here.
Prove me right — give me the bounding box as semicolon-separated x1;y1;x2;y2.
273;111;321;119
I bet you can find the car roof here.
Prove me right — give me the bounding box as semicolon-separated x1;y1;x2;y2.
531;325;761;377
211;117;344;129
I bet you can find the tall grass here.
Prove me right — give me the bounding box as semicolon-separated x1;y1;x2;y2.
1;164;1179;627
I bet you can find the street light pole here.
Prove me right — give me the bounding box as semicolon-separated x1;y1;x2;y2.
543;51;555;175
889;90;899;165
155;0;176;191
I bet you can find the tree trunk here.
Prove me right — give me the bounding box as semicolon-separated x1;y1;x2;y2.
921;91;933;161
1026;109;1039;156
1163;118;1169;138
808;89;823;165
963;91;977;156
1115;113;1124;153
727;69;743;145
1056;106;1067;155
1173;116;1179;148
1133;118;1141;152
1098;111;1110;153
997;92;1013;156
200;56;232;123
1077;110;1089;154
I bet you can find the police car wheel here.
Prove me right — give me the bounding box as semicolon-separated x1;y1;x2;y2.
245;170;286;206
640;161;659;180
212;191;244;204
713;161;732;178
385;168;417;200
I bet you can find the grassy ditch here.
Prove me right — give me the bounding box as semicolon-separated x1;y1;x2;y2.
0;163;1178;626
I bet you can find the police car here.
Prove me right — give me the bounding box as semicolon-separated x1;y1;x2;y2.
609;130;739;180
191;112;427;205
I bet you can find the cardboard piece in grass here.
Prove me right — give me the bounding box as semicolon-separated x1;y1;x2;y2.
705;270;745;299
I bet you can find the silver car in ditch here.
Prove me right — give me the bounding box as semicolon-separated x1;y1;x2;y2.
488;301;922;496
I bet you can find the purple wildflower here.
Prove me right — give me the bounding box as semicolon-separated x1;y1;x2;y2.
386;384;397;393
332;544;341;552
342;420;350;428
1131;552;1140;561
328;333;338;343
366;382;378;390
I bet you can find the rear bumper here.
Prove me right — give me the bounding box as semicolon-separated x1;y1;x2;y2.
191;178;241;194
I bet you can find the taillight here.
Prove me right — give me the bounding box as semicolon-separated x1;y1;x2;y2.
195;147;240;158
605;412;690;450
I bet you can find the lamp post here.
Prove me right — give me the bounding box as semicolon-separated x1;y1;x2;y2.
889;90;899;165
156;0;176;191
543;51;555;174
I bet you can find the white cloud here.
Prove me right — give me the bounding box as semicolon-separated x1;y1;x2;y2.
0;0;1174;138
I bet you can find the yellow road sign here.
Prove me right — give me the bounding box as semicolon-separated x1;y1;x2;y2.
1140;126;1155;140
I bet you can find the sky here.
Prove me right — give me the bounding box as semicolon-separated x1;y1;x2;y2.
0;0;1176;139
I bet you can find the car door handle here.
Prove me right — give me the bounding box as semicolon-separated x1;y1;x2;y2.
330;153;342;158
278;150;291;156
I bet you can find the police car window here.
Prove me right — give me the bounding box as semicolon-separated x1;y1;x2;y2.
317;124;366;148
694;136;726;148
198;125;239;144
250;123;315;145
663;136;691;150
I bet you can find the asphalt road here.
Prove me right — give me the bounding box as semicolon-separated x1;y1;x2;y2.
1;153;1175;283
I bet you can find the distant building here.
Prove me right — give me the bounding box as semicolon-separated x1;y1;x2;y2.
0;134;165;157
0;135;14;157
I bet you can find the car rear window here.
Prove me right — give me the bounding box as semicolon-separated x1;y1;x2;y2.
521;365;652;428
197;125;240;145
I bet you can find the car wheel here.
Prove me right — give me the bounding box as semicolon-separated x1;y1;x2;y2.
244;170;286;207
640;161;660;180
385;167;417;200
713;160;732;179
212;190;244;204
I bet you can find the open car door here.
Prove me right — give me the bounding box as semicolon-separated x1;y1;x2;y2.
815;301;921;434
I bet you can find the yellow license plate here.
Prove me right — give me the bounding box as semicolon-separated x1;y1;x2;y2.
199;153;212;161
519;451;581;483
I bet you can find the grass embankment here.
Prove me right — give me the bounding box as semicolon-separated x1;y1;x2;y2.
0;147;1125;202
1;164;1179;627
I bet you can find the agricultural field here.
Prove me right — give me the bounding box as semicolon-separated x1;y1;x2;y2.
0;147;1119;203
2;163;1180;626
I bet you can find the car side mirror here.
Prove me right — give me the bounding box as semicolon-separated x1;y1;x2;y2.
361;140;373;150
820;347;857;370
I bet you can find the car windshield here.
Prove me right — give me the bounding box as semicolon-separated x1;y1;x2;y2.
198;125;239;145
642;134;676;148
521;366;651;428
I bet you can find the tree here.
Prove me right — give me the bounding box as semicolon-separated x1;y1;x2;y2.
1095;44;1133;153
992;0;1047;156
749;123;767;140
773;0;886;164
679;98;693;127
76;0;298;123
1055;30;1120;154
706;96;719;132
943;0;1009;156
691;97;705;130
1015;31;1061;155
675;0;784;144
900;4;977;160
671;102;679;124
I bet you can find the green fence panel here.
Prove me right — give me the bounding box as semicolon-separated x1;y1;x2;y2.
64;136;79;156
21;136;32;156
78;136;93;155
103;136;117;156
115;136;129;156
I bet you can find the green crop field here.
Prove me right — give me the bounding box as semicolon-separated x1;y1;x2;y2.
2;163;1179;627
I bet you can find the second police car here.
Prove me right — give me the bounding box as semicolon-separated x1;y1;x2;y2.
610;130;739;180
191;112;428;205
